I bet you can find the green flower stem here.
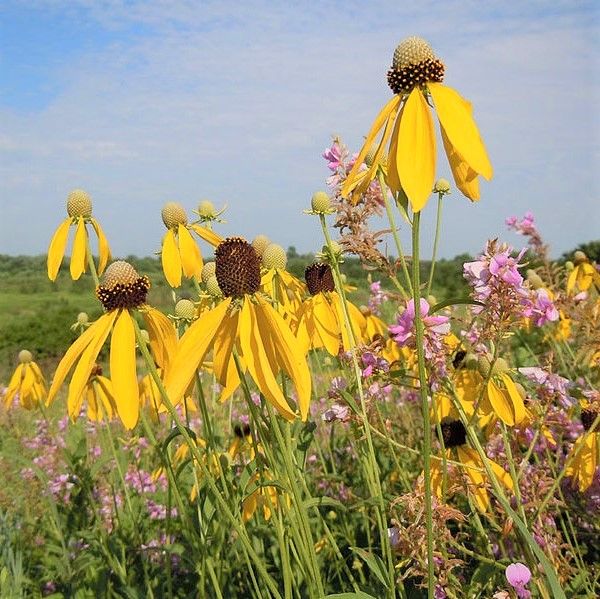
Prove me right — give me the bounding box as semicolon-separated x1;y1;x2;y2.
448;390;565;598
426;194;444;297
410;211;435;599
318;214;400;599
378;171;411;297
533;413;600;521
499;422;528;526
132;319;283;599
84;234;101;287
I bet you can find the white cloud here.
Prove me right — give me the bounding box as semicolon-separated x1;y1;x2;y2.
0;0;597;259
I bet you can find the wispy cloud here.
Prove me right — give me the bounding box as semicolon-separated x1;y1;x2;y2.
0;1;597;259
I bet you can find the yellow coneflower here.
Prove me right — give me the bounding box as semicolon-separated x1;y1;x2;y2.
160;202;204;288
342;36;492;211
295;263;367;356
46;261;177;429
567;251;600;294
47;189;111;281
431;420;513;512
4;350;47;410
477;356;526;427
565;404;599;492
78;364;117;422
260;243;306;326
164;237;312;420
242;470;288;522
360;306;388;342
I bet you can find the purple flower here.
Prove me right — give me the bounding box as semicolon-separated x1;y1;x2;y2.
322;141;348;171
389;298;450;346
505;562;532;598
530;288;559;326
322;403;351;423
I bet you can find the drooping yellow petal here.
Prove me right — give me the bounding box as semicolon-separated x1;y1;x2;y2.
428;83;493;180
499;373;526;425
565;434;598;492
397;88;436;212
47;312;118;405
47;218;72;281
161;229;182;288
190;224;223;247
238;299;295;420
70;217;88;280
95;375;117;419
457;446;489;512
178;224;203;279
256;297;312;420
164;298;231;405
90;218;111;275
67;312;118;419
386;105;404;195
441;128;480;201
312;295;342;356
142;306;178;370
485;377;517;426
212;307;240;387
110;310;139;429
341;95;402;198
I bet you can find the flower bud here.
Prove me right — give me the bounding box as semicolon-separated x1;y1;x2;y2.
201;262;216;283
67;189;93;218
18;349;33;363
161;202;187;229
262;243;287;270
205;275;222;297
175;299;196;320
433;178;451;194
574;250;587;265
197;200;216;218
526;269;544;289
311;191;331;213
77;312;89;324
251;235;270;258
477;355;509;378
565;261;574;271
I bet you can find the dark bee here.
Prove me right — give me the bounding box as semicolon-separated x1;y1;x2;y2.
452;349;467;369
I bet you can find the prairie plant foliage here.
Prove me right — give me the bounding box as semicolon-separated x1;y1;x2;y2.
1;37;599;599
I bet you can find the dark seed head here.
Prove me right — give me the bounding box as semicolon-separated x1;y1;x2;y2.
387;58;445;95
452;350;467;370
96;261;150;311
215;237;261;298
439;420;467;448
581;409;599;433
234;424;252;438
305;263;335;295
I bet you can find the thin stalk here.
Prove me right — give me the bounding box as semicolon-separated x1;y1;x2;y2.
426;194;444;297
132;319;283;599
318;214;400;599
377;171;411;298
410;211;435;598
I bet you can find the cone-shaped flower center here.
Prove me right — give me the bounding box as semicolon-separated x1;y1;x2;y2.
161;202;188;229
67;189;93;218
234;423;252;438
581;409;599;433
387;36;444;94
305;263;335;295
197;200;216;217
440;420;467;448
201;261;216;282
262;243;287;270
215;238;261;298
175;299;196;319
18;349;33;364
96;260;150;310
252;234;271;258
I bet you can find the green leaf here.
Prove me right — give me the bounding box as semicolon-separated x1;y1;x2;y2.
430;298;484;313
350;546;390;589
325;593;378;599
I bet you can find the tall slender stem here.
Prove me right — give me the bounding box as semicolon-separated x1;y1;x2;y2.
410;211;435;598
426;194;443;296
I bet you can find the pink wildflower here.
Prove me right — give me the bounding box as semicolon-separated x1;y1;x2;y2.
505;562;532;599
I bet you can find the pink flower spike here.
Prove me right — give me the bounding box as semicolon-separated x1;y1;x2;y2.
505;563;532;598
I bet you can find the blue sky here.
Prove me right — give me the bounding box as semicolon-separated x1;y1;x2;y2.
0;0;598;260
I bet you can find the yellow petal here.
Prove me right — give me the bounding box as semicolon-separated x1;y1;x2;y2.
441;128;480;201
313;295;342;356
47;218;72;281
428;83;493;180
397;88;436;212
164;298;231;405
486;378;516;426
190;224;223;247
110;310;139;429
90;218;111;275
70;217;88;280
178;224;203;279
142;306;178;370
457;446;489;512
499;373;526;425
96;375;116;419
67;312;117;419
161;229;182;288
256;297;312;420
238;299;295;420
47;312;117;405
213;307;240;386
341;95;401;198
566;435;597;492
386;105;404;194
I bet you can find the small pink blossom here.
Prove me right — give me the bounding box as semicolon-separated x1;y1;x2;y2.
505;562;532;599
